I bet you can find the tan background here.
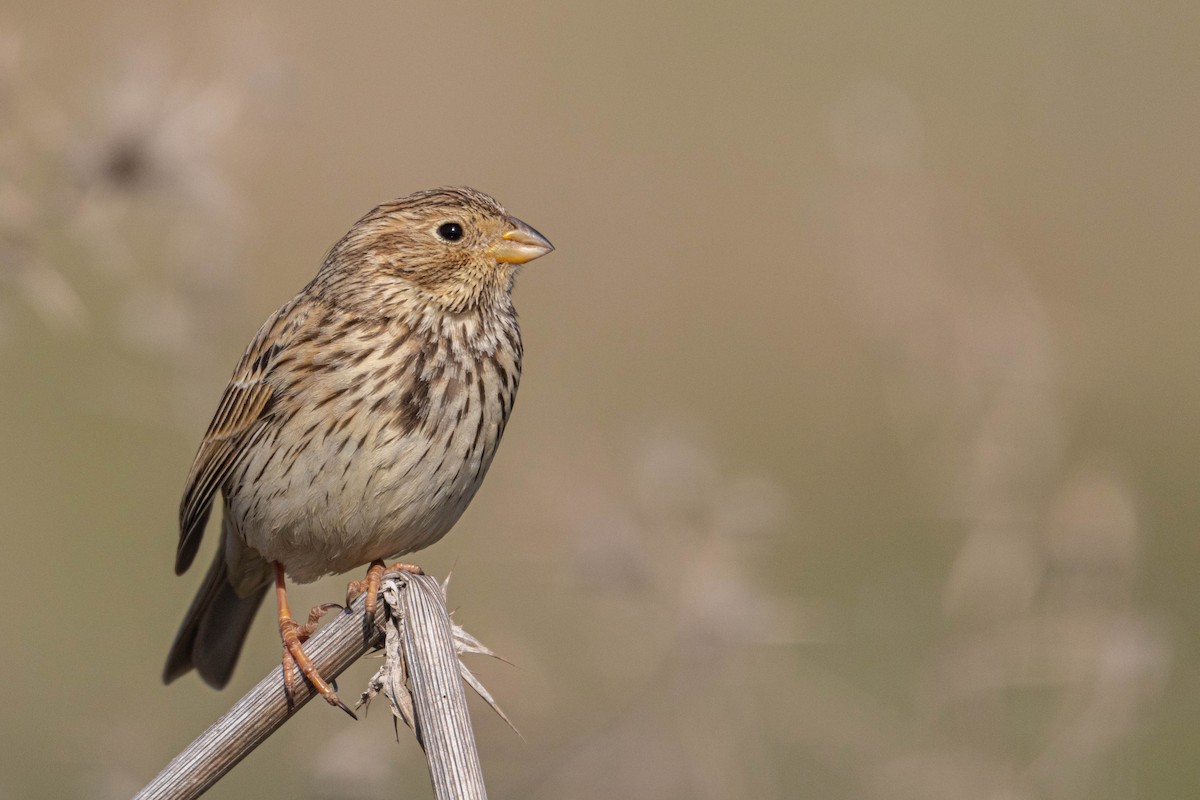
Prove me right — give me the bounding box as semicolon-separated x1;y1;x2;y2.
1;1;1198;797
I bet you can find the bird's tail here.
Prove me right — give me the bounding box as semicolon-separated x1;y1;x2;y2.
163;543;268;689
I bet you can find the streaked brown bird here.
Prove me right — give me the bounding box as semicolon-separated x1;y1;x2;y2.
163;187;553;714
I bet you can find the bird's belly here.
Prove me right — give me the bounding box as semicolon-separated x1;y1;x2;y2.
227;387;505;583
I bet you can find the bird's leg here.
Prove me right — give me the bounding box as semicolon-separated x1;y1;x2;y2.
346;559;424;618
275;562;356;719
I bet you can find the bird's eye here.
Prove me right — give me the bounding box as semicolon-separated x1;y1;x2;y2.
436;222;465;242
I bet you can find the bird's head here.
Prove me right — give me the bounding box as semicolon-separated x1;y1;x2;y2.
319;186;554;315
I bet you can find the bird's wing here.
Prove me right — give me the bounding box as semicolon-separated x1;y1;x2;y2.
175;297;309;575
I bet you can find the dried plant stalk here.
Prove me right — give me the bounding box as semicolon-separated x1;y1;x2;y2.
389;573;489;799
137;572;494;800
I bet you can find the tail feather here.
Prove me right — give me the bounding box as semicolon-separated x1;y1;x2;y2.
163;545;268;689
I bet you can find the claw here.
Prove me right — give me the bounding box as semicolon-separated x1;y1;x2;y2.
334;696;358;720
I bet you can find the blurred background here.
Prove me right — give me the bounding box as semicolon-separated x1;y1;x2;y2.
1;1;1197;797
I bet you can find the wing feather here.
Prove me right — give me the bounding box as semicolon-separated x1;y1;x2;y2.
175;298;309;574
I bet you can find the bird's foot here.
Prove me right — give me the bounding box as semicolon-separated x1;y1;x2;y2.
296;602;343;643
279;612;356;719
346;559;424;619
273;561;355;719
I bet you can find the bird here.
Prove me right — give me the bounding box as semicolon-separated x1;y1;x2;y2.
163;187;553;715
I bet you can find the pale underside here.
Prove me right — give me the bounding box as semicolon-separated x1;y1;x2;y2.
186;292;521;596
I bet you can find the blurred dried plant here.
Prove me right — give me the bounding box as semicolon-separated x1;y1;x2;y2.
518;424;803;799
0;30;264;423
814;79;1169;800
0;30;87;339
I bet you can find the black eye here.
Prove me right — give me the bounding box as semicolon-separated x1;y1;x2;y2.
436;222;464;242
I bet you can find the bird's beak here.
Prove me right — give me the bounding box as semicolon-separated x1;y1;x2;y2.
490;217;554;264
